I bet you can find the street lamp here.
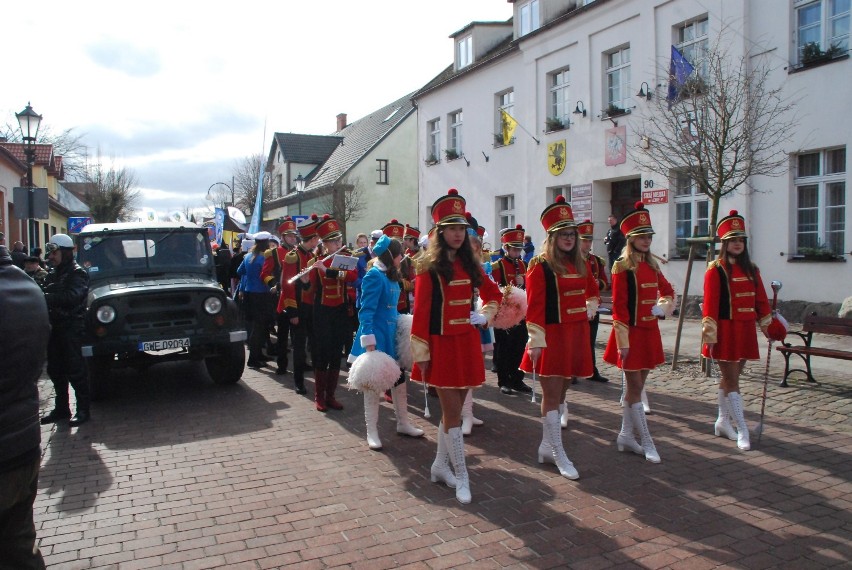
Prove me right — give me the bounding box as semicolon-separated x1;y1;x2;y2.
16;102;42;253
205;178;235;208
294;173;306;215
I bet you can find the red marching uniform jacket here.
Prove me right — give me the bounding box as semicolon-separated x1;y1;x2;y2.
609;255;675;349
587;253;610;293
306;248;358;308
279;245;316;317
260;245;290;290
397;253;417;313
490;256;527;289
701;259;771;344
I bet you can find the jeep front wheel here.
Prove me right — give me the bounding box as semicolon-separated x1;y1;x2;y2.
206;343;245;385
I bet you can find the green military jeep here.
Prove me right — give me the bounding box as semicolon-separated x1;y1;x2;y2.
76;222;246;398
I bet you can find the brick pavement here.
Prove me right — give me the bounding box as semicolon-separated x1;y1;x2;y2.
35;318;852;569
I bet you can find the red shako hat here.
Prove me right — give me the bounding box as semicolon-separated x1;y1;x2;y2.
500;224;525;247
403;224;421;240
431;188;468;226
381;219;405;240
296;214;320;239
316;214;343;241
577;219;594;240
277;216;298;236
540;195;576;233
620;201;655;237
716;210;747;240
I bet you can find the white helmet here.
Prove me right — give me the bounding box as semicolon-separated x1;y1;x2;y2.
47;233;75;251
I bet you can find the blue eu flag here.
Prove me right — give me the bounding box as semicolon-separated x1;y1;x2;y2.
667;45;695;107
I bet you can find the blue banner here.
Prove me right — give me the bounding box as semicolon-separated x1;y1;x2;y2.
214;208;225;245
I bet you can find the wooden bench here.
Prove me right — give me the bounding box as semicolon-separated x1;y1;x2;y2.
775;314;852;387
598;294;613;325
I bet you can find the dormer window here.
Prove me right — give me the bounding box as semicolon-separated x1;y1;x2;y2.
520;0;540;36
458;35;473;68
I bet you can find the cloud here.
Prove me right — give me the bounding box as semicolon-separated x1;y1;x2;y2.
86;38;161;77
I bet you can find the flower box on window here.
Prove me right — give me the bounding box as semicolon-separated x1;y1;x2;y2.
793;42;849;71
444;149;460;161
602;105;630;119
425;154;439;166
789;245;846;262
545;117;567;132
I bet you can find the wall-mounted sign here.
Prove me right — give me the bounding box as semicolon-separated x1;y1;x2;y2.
640;173;669;204
548;140;566;175
571;183;593;221
604;126;627;166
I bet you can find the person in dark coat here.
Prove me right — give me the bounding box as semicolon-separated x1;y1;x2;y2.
0;244;50;569
604;214;626;269
40;234;91;427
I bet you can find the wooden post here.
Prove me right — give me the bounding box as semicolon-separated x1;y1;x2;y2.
671;236;716;371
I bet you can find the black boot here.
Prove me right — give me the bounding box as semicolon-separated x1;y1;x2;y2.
41;409;71;425
69;410;91;427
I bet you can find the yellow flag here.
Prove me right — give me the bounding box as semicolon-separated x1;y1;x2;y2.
501;109;518;146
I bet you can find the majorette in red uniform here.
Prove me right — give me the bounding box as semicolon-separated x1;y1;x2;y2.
400;224;420;312
280;214;321;395
490;225;531;395
260;217;299;376
603;202;674;464
410;188;503;505
701;210;773;451
303;214;358;412
578;219;611;384
519;196;599;480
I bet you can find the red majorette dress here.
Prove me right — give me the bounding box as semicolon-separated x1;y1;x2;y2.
603;254;675;371
410;258;502;388
700;259;771;361
519;255;600;378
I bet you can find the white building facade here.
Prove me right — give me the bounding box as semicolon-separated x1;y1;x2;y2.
414;0;849;304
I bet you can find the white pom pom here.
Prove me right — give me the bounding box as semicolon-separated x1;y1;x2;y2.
395;313;413;371
492;285;528;329
346;351;401;393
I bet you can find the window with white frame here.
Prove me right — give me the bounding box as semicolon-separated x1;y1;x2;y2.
496;90;515;145
376;159;388;184
548;186;570;203
796;0;850;62
606;46;631;111
548;68;571;128
672;171;709;255
677;17;709;81
458;35;473;69
497;195;516;230
519;0;540;36
427;118;441;162
448;111;463;156
795;147;846;255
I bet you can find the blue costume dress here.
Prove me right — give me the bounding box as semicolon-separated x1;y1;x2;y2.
349;262;400;361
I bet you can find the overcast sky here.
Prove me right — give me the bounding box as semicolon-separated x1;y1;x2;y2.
4;0;512;216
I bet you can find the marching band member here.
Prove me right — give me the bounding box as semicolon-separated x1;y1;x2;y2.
350;235;424;450
280;214;321;395
603;202;675;463
491;225;531;396
411;189;503;504
520;197;599;480
261;217;300;376
578;219;611;384
701;211;772;451
303;214;358;412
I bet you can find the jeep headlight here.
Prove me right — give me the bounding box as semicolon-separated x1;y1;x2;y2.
96;305;116;324
203;296;223;315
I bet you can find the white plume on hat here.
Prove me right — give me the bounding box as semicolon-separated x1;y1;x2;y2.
370;230;383;240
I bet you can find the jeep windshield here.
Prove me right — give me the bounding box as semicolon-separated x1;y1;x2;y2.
79;230;213;278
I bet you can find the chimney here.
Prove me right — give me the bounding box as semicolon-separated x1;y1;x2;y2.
336;113;347;132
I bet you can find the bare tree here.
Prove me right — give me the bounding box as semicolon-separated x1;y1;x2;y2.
317;179;367;239
631;32;797;257
232;154;271;215
1;122;89;181
85;157;141;223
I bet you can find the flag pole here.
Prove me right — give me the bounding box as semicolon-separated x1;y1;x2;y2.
248;118;267;234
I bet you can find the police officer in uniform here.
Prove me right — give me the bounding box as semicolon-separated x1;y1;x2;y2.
40;234;91;427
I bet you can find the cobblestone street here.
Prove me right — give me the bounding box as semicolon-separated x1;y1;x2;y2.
35;318;852;569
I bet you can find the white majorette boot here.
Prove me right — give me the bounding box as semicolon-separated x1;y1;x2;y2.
540;405;569;461
726;392;751;451
640;388;652;414
630;403;661;463
714;389;737;441
460;390;483;435
447;426;472;504
392;382;424;438
539;410;580;479
559;402;568;429
430;422;457;489
616;404;644;455
364;391;382;450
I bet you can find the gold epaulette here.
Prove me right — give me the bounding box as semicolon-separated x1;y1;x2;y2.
526;254;545;272
414;256;430;275
263;249;275;259
284;250;300;264
352;249;366;258
610;257;628;275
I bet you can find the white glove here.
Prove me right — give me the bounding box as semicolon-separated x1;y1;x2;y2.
651;305;665;318
469;311;487;326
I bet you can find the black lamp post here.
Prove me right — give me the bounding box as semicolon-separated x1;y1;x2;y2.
294;173;306;215
16;102;42;253
205;178;235;208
